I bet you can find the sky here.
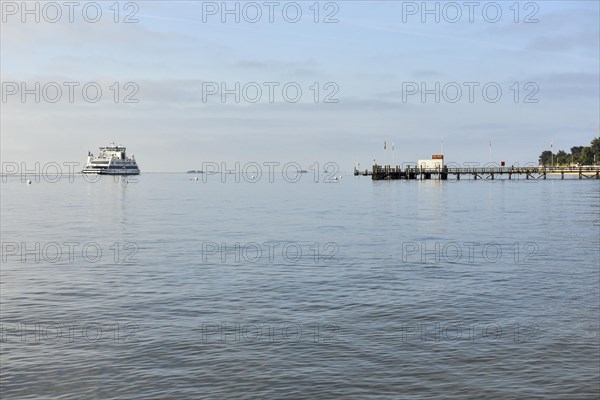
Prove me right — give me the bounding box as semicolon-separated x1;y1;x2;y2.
1;0;599;172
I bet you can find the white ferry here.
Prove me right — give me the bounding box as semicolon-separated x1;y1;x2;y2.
82;142;140;175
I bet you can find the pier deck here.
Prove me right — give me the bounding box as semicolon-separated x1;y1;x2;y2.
356;165;600;181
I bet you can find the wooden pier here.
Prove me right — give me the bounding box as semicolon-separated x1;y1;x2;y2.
356;165;600;181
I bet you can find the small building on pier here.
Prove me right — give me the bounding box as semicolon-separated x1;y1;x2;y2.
417;156;444;170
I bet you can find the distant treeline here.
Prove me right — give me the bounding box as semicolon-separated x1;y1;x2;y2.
539;137;600;166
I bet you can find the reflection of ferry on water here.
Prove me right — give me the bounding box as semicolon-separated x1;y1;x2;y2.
82;142;140;175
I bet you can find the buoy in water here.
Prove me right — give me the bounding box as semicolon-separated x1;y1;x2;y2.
27;180;32;184
195;177;198;181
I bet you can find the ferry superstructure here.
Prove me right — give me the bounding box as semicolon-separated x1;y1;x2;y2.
82;143;140;175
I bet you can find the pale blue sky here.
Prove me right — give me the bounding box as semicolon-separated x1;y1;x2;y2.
1;1;599;171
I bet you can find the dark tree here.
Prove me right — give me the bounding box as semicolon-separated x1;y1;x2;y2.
555;150;568;166
539;150;553;166
580;147;594;165
591;137;600;164
570;146;584;157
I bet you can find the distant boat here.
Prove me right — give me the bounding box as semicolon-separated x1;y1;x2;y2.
187;170;204;174
82;142;140;175
299;170;308;173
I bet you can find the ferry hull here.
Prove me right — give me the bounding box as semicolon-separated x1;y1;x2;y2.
82;169;140;175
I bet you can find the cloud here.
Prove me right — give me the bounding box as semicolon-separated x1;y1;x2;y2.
231;59;321;78
412;69;442;78
530;73;600;99
526;30;600;53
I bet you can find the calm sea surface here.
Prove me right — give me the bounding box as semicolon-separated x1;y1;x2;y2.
1;173;599;399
